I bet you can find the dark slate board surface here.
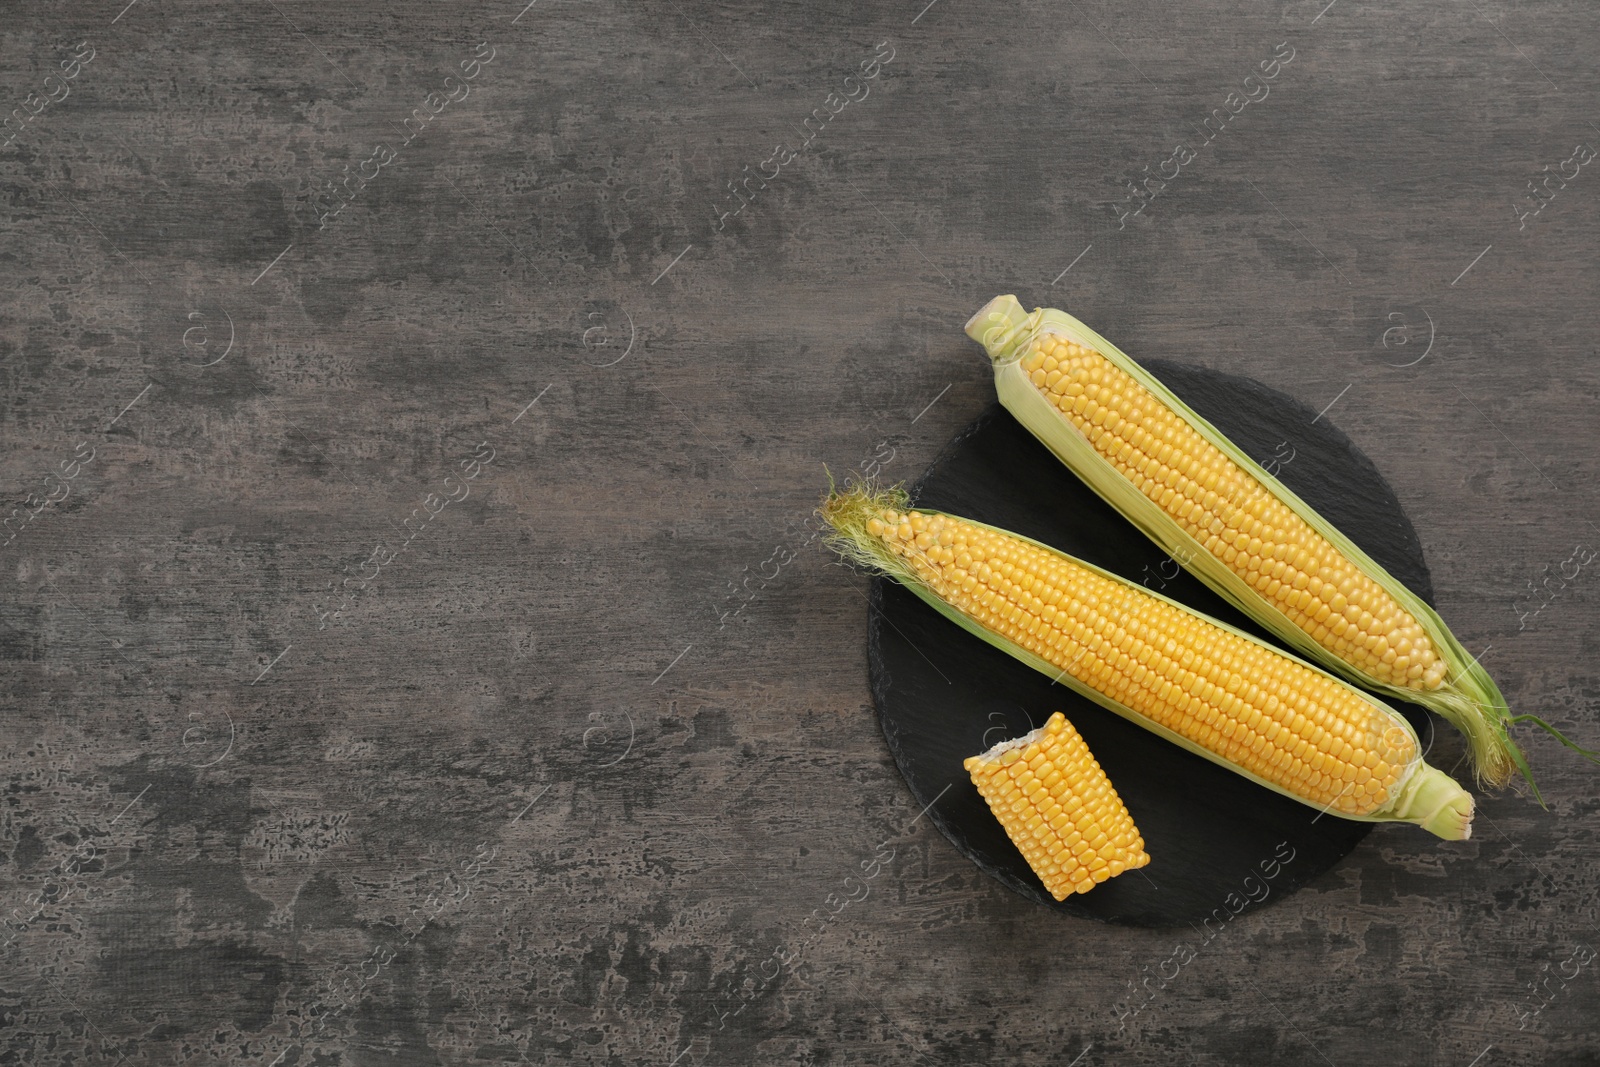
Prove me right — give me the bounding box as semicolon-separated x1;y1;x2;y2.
869;363;1437;926
3;2;1599;1065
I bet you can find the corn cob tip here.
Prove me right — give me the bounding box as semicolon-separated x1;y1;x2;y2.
818;478;918;581
964;294;1036;365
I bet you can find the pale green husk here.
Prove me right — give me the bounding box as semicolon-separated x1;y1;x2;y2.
820;480;1474;840
964;295;1578;800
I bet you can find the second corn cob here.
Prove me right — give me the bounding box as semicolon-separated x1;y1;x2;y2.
823;482;1474;840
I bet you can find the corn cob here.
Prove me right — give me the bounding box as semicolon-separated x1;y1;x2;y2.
964;295;1545;792
822;482;1474;840
965;711;1151;898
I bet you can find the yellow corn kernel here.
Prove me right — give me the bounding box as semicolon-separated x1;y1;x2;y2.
965;712;1150;899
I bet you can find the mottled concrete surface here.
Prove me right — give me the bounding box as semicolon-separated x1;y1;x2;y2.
1;1;1598;1064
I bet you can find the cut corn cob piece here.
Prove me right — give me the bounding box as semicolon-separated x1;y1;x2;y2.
964;295;1533;792
965;711;1151;898
822;482;1474;840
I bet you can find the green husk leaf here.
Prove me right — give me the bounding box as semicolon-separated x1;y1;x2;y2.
819;478;1475;840
966;295;1534;794
1503;714;1600;808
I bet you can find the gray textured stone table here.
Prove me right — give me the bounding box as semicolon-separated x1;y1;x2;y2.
2;1;1597;1064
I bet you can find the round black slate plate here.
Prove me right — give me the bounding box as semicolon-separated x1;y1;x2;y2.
869;360;1439;928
